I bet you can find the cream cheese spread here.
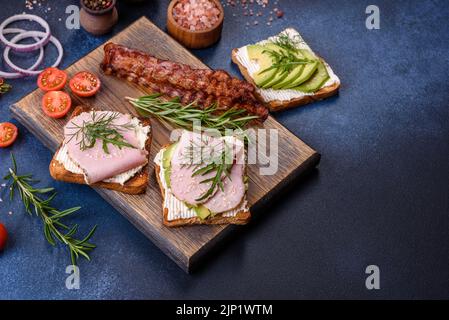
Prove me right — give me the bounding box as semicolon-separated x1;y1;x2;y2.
55;114;150;185
235;28;340;102
154;148;249;221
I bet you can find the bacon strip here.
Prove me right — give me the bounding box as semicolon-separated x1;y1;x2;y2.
101;43;268;121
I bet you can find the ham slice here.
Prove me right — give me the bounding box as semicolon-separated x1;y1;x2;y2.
170;131;246;212
203;137;246;213
64;111;148;184
170;131;219;205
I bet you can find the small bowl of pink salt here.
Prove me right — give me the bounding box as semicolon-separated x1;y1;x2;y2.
167;0;224;49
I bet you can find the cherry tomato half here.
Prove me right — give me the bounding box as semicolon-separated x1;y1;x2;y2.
69;71;101;97
42;91;72;119
37;67;68;92
0;122;18;148
0;223;8;251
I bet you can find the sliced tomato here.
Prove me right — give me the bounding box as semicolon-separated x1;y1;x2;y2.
0;122;18;148
0;223;7;251
69;71;101;97
37;67;68;91
42;91;72;119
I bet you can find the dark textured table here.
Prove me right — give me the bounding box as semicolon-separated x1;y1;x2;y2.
0;0;448;299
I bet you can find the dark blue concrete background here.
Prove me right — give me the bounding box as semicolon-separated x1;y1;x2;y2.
0;0;448;299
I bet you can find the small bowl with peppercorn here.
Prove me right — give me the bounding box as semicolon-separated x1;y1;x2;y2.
167;0;224;49
80;0;118;36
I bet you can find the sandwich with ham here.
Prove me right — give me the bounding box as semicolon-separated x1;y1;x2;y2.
154;130;251;227
50;106;152;194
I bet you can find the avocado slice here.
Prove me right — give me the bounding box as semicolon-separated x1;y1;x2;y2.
247;44;278;88
162;142;178;188
260;44;291;89
272;49;306;89
294;59;330;93
194;205;212;220
282;50;318;89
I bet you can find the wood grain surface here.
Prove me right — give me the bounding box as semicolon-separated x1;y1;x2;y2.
10;17;320;273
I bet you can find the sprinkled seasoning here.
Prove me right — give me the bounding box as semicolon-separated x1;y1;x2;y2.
223;0;284;27
25;0;46;11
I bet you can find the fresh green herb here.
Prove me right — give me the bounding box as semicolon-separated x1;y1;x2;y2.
3;153;97;265
0;78;12;95
259;33;315;75
259;48;312;75
126;94;258;133
272;33;300;52
126;95;249;201
66;111;136;154
182;137;234;202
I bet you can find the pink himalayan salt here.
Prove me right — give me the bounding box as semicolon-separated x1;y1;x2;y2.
173;0;221;31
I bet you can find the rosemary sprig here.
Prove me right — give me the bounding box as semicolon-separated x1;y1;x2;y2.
66;111;136;154
3;153;97;265
125;94;258;133
259;48;311;75
126;94;248;201
182;137;234;202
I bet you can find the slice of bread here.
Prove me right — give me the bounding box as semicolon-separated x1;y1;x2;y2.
231;28;340;112
155;144;251;227
49;106;152;195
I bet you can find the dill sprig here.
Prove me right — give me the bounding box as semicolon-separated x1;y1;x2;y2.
182;137;234;202
66;111;136;154
259;33;315;75
125;94;258;133
273;33;300;52
3;153;97;265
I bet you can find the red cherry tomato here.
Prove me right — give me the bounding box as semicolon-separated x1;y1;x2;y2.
0;223;8;251
69;71;101;97
37;67;68;92
42;91;72;119
0;122;18;148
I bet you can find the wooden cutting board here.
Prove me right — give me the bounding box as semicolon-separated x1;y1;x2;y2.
10;17;320;273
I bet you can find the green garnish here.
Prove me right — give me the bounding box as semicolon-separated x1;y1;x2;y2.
182;136;234;202
66;111;136;154
259;48;312;75
3;153;97;265
259;33;316;76
126;94;258;133
273;33;301;52
0;78;12;95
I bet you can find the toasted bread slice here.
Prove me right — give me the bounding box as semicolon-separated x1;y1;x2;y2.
231;28;340;112
154;144;251;227
49;106;152;195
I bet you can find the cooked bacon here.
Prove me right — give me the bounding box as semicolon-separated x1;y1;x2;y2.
101;43;268;121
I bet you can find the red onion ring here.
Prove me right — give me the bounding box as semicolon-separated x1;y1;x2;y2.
0;28;44;79
3;31;63;76
0;14;51;52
